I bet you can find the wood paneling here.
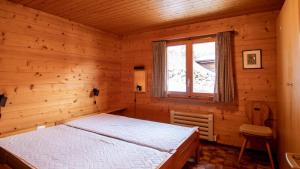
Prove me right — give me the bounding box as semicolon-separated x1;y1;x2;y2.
9;0;283;34
0;0;122;136
276;0;300;168
121;11;278;147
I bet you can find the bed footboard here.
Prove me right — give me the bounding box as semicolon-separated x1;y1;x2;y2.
0;147;31;169
171;131;200;169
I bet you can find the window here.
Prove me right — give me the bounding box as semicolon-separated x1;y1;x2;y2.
167;38;216;98
192;42;215;93
167;45;186;92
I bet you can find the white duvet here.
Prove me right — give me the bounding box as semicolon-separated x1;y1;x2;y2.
0;125;171;169
66;114;197;153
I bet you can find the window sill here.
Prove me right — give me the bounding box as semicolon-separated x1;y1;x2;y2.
164;94;214;103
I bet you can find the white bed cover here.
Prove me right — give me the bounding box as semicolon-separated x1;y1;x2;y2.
0;125;171;169
66;113;198;153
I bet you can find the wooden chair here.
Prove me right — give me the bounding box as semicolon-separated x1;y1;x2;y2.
238;101;275;169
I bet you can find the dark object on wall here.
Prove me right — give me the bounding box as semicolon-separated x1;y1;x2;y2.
93;88;100;96
254;107;261;111
134;66;145;70
0;94;7;107
136;85;142;91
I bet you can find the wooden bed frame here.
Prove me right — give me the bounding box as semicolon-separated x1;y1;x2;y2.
0;108;200;169
166;130;199;169
0;147;33;169
0;133;199;169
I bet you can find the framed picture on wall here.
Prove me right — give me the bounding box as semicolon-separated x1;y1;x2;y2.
242;49;262;69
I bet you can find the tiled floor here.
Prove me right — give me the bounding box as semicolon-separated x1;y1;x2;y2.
185;141;275;169
0;165;10;169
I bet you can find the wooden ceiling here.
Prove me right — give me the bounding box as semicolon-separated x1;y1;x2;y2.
10;0;284;35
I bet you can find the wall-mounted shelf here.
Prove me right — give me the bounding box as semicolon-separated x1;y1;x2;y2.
101;107;127;114
133;66;146;92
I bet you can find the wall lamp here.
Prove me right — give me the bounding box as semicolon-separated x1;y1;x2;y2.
0;94;7;107
91;88;100;108
0;94;7;119
92;88;100;96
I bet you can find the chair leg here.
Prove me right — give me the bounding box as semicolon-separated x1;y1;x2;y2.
238;138;248;163
194;144;199;164
266;142;275;169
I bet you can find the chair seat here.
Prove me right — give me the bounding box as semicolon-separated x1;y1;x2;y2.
240;124;272;137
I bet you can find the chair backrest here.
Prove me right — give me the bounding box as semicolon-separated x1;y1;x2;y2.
245;101;270;126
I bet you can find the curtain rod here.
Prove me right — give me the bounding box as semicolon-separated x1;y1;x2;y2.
152;30;235;43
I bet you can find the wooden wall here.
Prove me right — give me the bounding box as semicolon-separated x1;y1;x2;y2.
0;0;279;148
121;11;278;147
276;0;300;168
0;0;122;137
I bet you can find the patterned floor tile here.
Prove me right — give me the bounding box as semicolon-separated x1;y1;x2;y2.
184;141;276;169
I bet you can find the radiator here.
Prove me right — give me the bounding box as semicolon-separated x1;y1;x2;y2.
170;110;215;141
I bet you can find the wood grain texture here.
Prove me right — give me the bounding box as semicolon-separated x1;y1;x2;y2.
9;0;284;34
0;0;122;136
276;0;300;168
120;11;278;147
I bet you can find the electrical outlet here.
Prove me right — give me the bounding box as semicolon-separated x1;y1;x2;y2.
37;125;46;130
213;135;218;142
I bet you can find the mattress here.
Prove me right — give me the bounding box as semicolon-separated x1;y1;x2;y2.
66;113;198;153
0;125;171;169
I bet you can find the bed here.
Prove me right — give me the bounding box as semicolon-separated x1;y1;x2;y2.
0;125;173;169
0;113;199;169
65;113;200;169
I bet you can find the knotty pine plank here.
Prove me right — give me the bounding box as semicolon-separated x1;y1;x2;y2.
0;1;122;136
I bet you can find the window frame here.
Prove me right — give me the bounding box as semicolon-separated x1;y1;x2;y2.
166;37;216;100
